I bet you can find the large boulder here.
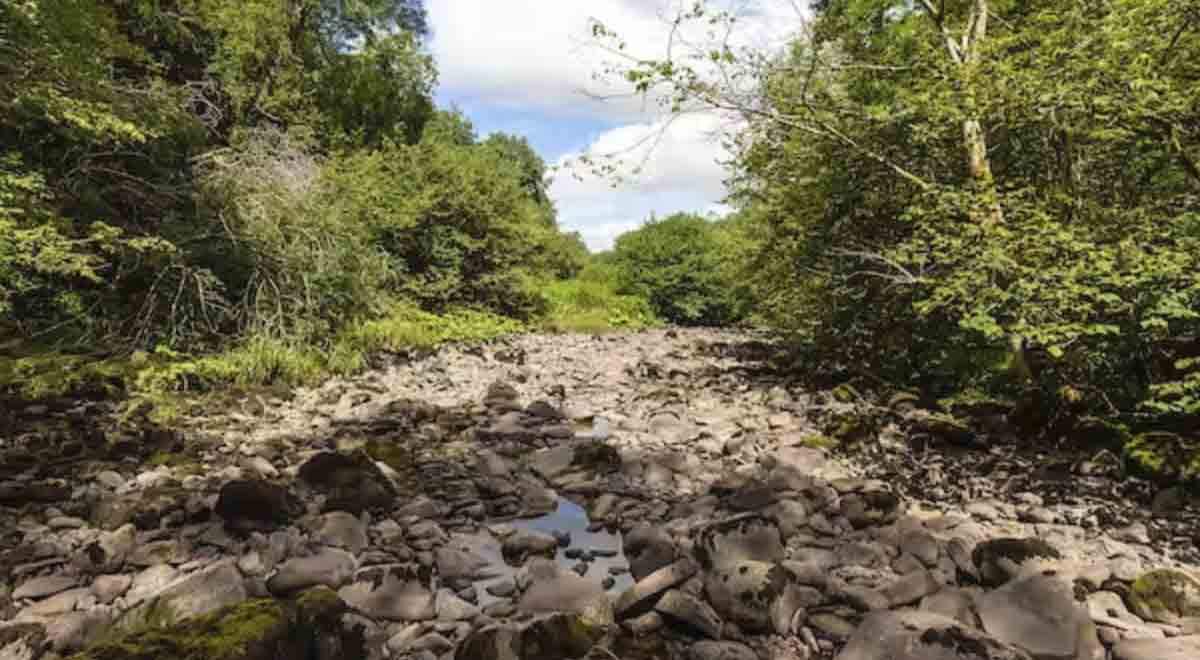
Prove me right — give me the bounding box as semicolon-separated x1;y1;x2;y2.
119;560;249;630
976;574;1103;660
1127;569;1200;624
703;560;793;633
455;613;604;660
69;588;362;660
623;525;677;581
266;548;358;595
214;480;299;527
695;516;784;569
836;610;1033;660
298;451;396;514
972;538;1061;587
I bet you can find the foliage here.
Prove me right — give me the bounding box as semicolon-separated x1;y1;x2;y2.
611;213;748;326
597;0;1200;434
539;262;660;333
0;0;595;412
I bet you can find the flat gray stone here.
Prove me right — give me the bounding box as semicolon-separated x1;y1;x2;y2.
266;547;357;594
1113;636;1200;660
836;610;1032;660
13;576;77;601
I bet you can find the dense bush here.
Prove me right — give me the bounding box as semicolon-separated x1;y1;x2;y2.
610;213;748;326
0;0;603;406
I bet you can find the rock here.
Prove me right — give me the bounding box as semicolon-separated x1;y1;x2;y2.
355;573;435;622
898;530;940;567
126;564;180;605
1128;569;1200;623
0;623;47;660
1112;636;1200;660
71;589;363;660
395;496;444;519
696;516;784;569
976;574;1101;660
920;588;978;626
836;610;1033;660
436;545;491;581
624;525;677;581
616;558;699;619
704;560;793;633
122;560;248;627
12;576;77;601
527;446;576;480
267;548;358;595
500;530;559;564
15;588;89;621
972;538;1061;587
298;451;396;514
689;641;758;660
839;489;901;529
809;613;857;640
92;574;133;604
768;500;809;539
214;479;299;526
520;570;609;622
314;511;368;554
455;613;603;660
881;567;940;608
43;608;113;653
655;589;723;639
436;588;481;621
76;523;136;574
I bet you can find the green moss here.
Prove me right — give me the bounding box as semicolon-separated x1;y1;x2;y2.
798;433;838;450
831;383;861;404
76;599;289;660
1122;432;1200;483
364;440;411;473
1129;569;1200;622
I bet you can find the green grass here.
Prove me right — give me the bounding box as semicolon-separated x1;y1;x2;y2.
538;276;659;334
0;302;526;423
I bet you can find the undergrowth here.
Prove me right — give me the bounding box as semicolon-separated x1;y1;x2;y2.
0;303;526;423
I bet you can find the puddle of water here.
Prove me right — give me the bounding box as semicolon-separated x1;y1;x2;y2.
466;497;634;608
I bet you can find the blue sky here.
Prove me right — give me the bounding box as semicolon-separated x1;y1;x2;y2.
425;1;776;250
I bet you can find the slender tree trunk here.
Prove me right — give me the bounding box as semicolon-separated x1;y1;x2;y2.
925;0;1005;225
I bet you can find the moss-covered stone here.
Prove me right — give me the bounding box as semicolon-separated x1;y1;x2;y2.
798;433;838;450
75;599;289;660
73;590;360;660
1128;569;1200;623
831;383;861;404
1123;432;1200;484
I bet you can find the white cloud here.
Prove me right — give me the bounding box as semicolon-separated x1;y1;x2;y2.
428;1;802;250
429;1;801;121
549;112;736;250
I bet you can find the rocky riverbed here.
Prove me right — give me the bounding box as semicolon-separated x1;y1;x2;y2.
1;329;1199;660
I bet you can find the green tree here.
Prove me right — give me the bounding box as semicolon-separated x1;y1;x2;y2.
612;213;744;326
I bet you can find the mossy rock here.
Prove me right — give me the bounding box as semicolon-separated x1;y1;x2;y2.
455;613;604;660
831;383;861;404
1122;432;1200;484
905;410;974;446
798;433;838;450
74;588;360;660
826;410;879;443
1128;569;1200;623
